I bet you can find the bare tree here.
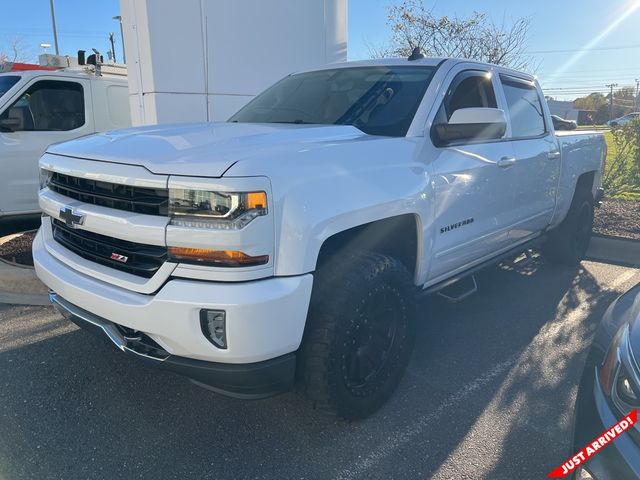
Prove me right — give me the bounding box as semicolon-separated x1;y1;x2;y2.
0;37;33;64
371;0;536;72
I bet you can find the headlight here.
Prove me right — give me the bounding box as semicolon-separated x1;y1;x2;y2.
599;325;640;414
599;326;625;394
169;189;267;230
615;366;640;407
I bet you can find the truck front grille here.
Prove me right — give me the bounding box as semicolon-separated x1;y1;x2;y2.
52;219;168;278
49;172;169;216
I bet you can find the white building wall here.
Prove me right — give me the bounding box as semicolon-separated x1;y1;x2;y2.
120;0;347;125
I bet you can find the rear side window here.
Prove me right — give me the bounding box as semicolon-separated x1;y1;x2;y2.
500;76;546;138
0;80;85;132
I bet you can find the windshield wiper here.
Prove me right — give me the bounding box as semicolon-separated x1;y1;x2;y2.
272;120;314;125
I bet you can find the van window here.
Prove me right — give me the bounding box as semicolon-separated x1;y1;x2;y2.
0;75;20;100
0;80;85;132
500;77;546;138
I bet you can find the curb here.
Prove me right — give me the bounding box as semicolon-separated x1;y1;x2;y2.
0;258;49;307
587;236;640;268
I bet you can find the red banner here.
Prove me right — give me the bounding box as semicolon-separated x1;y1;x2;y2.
548;409;638;478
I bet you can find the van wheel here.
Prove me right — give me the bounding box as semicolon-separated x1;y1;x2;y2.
298;252;416;420
544;191;594;265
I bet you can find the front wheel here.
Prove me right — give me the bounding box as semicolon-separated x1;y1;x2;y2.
298;252;416;420
544;191;594;265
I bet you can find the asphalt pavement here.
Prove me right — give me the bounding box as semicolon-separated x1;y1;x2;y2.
1;256;639;479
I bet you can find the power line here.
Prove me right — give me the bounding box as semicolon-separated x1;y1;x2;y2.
525;44;640;54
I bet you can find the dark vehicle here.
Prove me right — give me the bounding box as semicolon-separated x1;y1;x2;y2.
573;282;640;479
552;114;578;131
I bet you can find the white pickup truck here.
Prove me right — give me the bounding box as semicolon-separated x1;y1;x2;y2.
34;56;605;419
0;67;130;219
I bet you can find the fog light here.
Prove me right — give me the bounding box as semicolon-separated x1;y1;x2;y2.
200;309;227;349
577;467;595;480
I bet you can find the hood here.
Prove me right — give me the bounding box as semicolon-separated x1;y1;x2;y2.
46;122;367;177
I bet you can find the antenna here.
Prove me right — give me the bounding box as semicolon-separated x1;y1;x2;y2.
408;47;425;61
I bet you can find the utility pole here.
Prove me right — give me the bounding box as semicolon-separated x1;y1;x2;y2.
606;83;618;121
49;0;60;55
113;16;126;64
108;33;117;63
635;79;640;110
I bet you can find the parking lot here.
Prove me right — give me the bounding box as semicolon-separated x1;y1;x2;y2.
1;255;638;479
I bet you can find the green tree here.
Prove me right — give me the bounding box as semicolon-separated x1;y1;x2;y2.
573;92;607;111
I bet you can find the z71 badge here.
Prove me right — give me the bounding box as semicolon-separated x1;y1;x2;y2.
440;218;474;234
110;252;129;264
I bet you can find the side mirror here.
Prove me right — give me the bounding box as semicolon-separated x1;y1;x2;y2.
434;108;507;145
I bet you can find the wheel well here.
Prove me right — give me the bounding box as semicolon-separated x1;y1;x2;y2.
316;215;419;277
575;171;596;200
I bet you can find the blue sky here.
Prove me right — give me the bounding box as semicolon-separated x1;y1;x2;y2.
1;0;639;99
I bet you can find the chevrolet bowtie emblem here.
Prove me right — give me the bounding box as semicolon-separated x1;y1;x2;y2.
59;206;85;228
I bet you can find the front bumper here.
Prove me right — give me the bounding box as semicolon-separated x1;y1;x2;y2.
50;292;296;399
34;228;313;387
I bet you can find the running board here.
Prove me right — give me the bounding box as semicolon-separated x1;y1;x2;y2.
436;275;478;303
418;235;546;299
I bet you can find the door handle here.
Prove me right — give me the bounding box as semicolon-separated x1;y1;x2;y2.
547;150;561;160
497;157;517;168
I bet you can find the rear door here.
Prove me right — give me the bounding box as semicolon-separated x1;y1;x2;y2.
0;76;94;215
426;67;518;281
498;75;560;242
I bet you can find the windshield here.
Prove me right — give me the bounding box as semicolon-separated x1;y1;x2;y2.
230;66;437;137
0;75;20;101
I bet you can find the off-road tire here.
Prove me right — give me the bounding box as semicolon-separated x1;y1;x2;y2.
297;252;416;420
544;190;594;266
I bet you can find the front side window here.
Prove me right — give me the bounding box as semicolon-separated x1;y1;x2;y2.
230;66;438;137
442;71;497;120
500;76;546;138
0;80;85;132
430;70;497;126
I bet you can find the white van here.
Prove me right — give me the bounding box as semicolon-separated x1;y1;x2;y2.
0;67;130;219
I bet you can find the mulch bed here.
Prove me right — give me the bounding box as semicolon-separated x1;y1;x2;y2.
0;231;36;266
594;199;640;240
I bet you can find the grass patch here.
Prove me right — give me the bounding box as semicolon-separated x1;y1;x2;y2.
602;124;640;201
605;131;617;165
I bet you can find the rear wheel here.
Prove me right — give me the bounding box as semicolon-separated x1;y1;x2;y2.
298;252;416;420
544;190;594;265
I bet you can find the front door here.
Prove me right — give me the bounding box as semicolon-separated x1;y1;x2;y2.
426;68;517;282
0;77;93;215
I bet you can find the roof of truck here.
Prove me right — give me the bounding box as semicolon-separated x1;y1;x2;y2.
0;68;128;84
296;57;536;82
